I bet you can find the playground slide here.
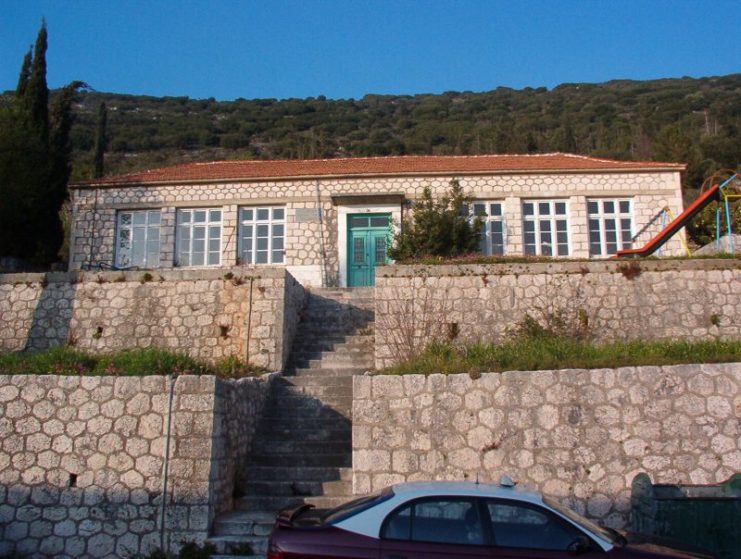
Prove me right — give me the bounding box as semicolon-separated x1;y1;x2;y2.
615;182;721;258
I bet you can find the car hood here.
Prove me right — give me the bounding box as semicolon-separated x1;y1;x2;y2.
623;532;714;559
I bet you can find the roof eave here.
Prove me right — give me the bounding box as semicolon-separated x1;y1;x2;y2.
69;165;687;189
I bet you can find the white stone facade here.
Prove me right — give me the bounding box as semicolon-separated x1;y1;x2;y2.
0;374;274;558
69;165;686;287
353;363;741;529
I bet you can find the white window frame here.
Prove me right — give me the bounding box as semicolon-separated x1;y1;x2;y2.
238;206;285;265
522;199;570;256
472;201;506;256
176;208;222;267
115;210;161;269
587;198;633;257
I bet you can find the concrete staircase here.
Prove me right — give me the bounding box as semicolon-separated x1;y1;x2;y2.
206;288;375;558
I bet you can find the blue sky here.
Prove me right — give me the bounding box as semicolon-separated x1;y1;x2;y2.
2;0;739;101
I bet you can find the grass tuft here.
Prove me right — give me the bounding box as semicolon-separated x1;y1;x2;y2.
0;347;266;378
382;337;741;375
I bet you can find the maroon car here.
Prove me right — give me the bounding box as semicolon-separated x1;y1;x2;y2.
267;479;712;559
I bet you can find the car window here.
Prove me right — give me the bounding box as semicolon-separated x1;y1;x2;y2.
382;499;484;546
322;489;393;524
487;501;581;551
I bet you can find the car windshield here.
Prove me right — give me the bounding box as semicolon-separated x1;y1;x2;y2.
543;497;622;546
322;488;394;525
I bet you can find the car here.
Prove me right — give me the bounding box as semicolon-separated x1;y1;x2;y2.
267;477;713;559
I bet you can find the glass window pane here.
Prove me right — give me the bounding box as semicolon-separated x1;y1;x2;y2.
375;237;387;265
209;239;220;252
352;216;369;227
272;224;284;237
241;208;253;221
256;238;268;251
353;238;365;264
555;202;567;215
557;232;568;244
587;201;599;215
191;252;204;266
523;202;534;216
539;202;550;215
257;224;269;237
272;238;284;250
272;250;284;263
590;243;602;256
540;220;551;232
120;213;132;226
524;244;536;255
193;239;205;253
411;500;482;545
179;211;191;224
207;252;220;266
603;201;615;214
620;201;631;213
242;225;253;238
473;203;487;217
209;210;221;222
133;212;146;225
621;218;632;231
209;225;220;239
194;227;206;240
524;221;535;233
257;208;270;220
542;244;552;256
370;216;389;227
557;244;569;256
490;203;502;216
556;220;567;232
524;233;536;245
272;208;285;220
605;219;616;231
256;251;268;264
241;250;252;264
384;505;411;540
194;210;206;223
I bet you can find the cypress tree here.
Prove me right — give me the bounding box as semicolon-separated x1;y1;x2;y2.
93;102;107;178
15;48;32;98
25;21;49;141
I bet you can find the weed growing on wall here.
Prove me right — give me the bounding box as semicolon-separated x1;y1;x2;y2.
0;347;266;377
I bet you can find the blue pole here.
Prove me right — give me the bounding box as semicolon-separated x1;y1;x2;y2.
724;196;733;254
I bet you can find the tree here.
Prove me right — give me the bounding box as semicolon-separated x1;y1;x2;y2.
389;179;483;260
0;22;84;267
93;102;107;178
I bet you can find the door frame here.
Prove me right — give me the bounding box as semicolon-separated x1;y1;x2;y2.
337;203;401;288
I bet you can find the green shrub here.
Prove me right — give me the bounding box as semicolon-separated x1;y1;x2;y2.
389;179;483;260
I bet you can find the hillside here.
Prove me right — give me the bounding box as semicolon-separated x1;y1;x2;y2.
62;74;741;188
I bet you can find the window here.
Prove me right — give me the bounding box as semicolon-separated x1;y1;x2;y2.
522;200;569;256
473;202;506;256
238;206;285;264
176;208;222;266
588;199;633;256
487;501;581;550
382;499;484;545
115;210;161;268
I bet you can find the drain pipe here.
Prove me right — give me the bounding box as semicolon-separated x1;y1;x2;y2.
315;180;328;287
159;373;176;552
245;276;255;365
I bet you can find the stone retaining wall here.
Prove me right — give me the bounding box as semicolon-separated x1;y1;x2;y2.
375;259;741;368
0;373;273;558
0;267;304;370
352;363;741;528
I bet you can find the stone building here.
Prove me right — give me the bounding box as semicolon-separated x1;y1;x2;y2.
68;153;686;287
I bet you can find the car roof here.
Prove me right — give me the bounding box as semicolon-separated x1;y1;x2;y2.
389;480;546;505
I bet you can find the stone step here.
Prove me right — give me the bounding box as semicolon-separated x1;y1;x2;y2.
273;384;352;399
248;452;351;467
235;495;349;513
206;534;267;555
277;375;354;387
256;426;351;441
251;439;350;455
263;406;351;421
261;416;351;431
212;511;274;537
271;394;353;409
242;466;352;483
289;356;374;370
291;337;373;351
243;479;352;498
284;366;369;377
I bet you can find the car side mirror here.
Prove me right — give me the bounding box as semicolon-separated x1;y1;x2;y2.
567;535;592;555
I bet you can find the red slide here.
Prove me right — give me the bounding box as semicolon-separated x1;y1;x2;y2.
615;183;720;258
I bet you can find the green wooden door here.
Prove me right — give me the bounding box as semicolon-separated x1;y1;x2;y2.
347;214;391;287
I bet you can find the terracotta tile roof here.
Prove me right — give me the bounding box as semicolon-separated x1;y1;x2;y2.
73;153;685;187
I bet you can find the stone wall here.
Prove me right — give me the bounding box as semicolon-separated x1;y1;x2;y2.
375;259;741;368
352;363;741;529
0;373;273;558
0;267;304;370
69;169;685;285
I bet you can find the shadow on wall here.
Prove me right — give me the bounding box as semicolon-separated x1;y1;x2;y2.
23;274;77;352
0;482;207;558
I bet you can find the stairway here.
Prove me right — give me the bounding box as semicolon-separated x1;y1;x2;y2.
206;287;375;558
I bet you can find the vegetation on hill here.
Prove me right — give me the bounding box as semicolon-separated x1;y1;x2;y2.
20;74;735;191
